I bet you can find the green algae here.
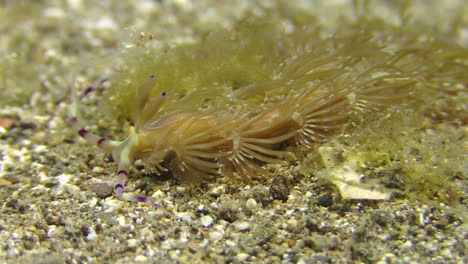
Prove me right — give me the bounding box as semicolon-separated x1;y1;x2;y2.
106;19;290;120
296;105;467;224
305;108;466;215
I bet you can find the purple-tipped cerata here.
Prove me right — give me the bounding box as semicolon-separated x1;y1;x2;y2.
117;170;128;176
80;86;95;100
134;196;148;203
97;138;106;146
78;128;88;137
72;76;164;209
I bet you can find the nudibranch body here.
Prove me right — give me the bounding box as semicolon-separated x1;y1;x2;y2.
71;51;414;206
69;14;465;206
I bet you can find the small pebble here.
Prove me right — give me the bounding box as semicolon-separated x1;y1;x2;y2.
135;255;148;263
237;253;249;262
235;221;250;231
209;185;225;197
209;231;223;241
90;180;113;198
246;198;258;210
127;238;139;249
201;215;214;227
86;226;97;241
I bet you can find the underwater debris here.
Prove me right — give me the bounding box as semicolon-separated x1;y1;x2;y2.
318;146;392;200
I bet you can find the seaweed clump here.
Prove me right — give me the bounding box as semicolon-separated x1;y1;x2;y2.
108;20;289;119
305;109;466;220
